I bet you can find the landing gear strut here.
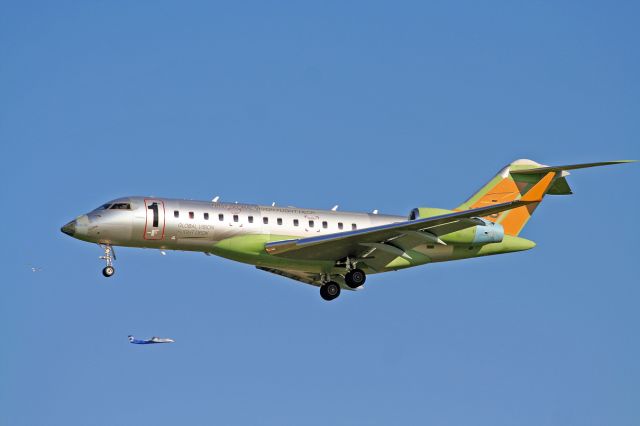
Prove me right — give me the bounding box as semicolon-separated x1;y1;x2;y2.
99;244;115;277
343;257;366;289
320;281;341;301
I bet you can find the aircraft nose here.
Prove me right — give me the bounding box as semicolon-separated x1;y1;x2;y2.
61;220;76;236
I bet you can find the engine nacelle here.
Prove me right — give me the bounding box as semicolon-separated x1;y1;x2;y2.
409;208;504;245
409;207;451;220
466;218;504;245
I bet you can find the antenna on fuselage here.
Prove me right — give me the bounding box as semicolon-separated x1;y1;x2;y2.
331;205;339;211
212;196;220;202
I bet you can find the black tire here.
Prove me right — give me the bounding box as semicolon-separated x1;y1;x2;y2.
320;282;341;301
102;266;115;277
345;268;366;288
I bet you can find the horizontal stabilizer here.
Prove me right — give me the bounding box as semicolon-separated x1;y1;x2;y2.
511;160;635;174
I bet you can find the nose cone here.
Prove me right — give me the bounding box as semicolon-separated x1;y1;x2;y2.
61;220;76;236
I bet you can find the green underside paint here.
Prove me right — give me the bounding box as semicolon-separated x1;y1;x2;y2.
380;235;535;271
415;207;454;218
211;233;536;275
385;256;413;269
446;234;536;260
441;227;478;244
211;234;335;273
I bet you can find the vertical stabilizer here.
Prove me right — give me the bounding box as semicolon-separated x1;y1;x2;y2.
456;159;634;236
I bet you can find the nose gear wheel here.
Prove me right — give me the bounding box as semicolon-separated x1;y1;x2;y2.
99;244;116;278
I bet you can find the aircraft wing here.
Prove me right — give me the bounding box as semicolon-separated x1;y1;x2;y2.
265;172;555;263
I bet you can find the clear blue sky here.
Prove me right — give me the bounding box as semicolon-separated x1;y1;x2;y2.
1;1;638;425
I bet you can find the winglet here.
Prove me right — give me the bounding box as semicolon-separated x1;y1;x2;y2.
520;172;556;202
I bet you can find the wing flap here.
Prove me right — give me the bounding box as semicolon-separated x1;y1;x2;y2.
256;266;321;286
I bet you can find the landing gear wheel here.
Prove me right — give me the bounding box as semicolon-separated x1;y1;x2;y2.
99;244;116;278
320;282;341;301
345;268;366;289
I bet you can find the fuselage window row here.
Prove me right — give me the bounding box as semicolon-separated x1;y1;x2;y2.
170;210;358;231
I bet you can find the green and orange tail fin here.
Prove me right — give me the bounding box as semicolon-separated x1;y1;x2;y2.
456;159;635;236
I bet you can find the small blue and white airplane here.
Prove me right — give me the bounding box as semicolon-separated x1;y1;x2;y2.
128;335;175;345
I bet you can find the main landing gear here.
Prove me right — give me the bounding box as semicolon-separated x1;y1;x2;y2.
345;268;366;289
343;257;366;289
99;244;116;277
320;281;341;301
319;264;368;301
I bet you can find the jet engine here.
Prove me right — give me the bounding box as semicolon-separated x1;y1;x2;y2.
409;207;504;245
466;218;504;244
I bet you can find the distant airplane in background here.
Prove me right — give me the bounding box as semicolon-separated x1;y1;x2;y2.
128;336;174;345
61;159;634;301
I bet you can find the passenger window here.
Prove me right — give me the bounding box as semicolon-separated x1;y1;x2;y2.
322;221;328;229
352;223;357;230
174;210;179;218
204;213;209;220
293;219;299;226
218;213;224;221
189;212;194;219
309;220;314;228
277;218;283;225
338;222;343;230
233;214;239;222
263;217;269;225
248;216;254;223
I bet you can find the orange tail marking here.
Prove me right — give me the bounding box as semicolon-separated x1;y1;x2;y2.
500;172;556;235
520;172;556;202
501;204;538;236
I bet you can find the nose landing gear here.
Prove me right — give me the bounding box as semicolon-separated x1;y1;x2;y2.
99;244;116;277
102;265;115;277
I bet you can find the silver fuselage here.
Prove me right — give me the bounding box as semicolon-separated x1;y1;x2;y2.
64;196;404;253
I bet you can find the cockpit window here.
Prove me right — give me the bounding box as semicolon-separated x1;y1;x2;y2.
110;203;131;210
98;203;111;210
